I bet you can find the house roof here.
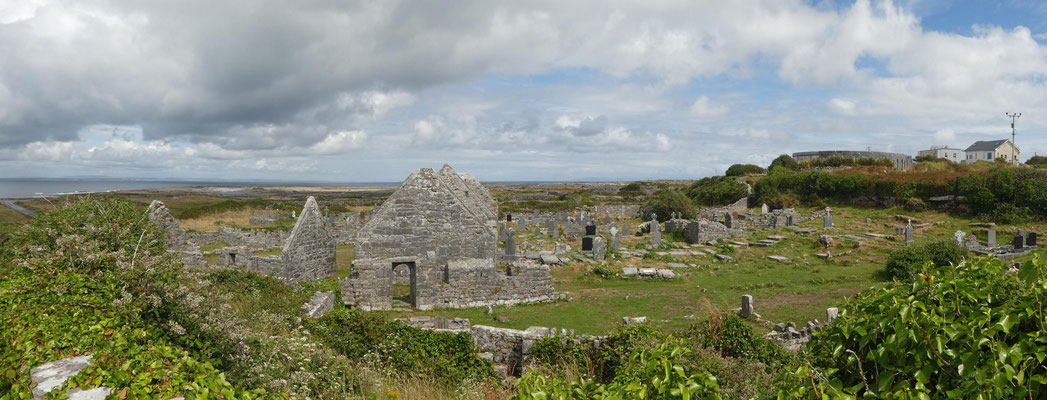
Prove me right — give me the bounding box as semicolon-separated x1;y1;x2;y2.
965;140;1010;152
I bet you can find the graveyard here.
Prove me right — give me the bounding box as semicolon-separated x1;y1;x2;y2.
4;163;1047;399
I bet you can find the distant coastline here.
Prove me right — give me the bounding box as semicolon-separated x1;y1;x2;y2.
0;178;393;199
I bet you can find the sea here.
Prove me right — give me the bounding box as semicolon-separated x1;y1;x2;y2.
0;178;391;199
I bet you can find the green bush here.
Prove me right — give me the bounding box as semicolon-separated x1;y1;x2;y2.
768;154;799;171
725;164;765;177
884;240;967;280
515;339;721;400
306;308;492;386
687;313;791;366
787;255;1047;398
618;182;645;197
1027;155;1047;165
644;189;694;221
687;176;747;206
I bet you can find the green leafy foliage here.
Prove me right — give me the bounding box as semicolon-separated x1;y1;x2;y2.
686;177;747;207
644;189;695;221
1027;155;1047;165
515;339;722;400
885;240;967;280
769;154;799;172
787;255;1047;399
725;164;765;177
687;314;793;366
305;308;492;387
0;198;272;399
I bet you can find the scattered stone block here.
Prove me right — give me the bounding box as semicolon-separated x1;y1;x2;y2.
826;307;840;323
715;254;734;262
622;267;638;277
739;295;754;318
639;268;657;277
539;253;561;265
667;263;690;269
301;291;335;318
30;356;113;400
657;269;675;279
622;316;647;325
768;255;790;262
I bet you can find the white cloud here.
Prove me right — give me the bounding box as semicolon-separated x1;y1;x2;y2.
689;96;728;118
934;128;956;143
310;131;367;154
828;98;857;115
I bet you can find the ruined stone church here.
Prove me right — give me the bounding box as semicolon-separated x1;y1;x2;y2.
342;164;559;310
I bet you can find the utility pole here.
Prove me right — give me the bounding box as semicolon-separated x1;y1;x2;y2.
1007;112;1021;165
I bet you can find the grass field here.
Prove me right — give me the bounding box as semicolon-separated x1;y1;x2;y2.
387;205;1047;335
0;203;30;224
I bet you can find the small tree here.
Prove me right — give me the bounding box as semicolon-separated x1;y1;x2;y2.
643;189;694;221
725;163;765;177
768;154;798;172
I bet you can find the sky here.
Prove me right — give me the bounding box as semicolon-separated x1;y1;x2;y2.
0;0;1046;182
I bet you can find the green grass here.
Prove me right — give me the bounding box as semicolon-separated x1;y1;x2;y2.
390;204;1047;335
0;203;30;224
336;244;354;277
253;248;283;257
199;241;231;252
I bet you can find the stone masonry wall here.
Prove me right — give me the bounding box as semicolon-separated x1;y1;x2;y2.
186;227;289;250
354;168;497;265
278;196;336;281
341;258;561;310
147;200;206;268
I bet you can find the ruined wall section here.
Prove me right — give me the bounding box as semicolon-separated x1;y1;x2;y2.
186;228;289;250
355;168;497;265
279;196;336;281
341;258;560;310
147;200;206;268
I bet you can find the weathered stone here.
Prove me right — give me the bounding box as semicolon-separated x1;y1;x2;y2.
988;230;997;247
768;255;790;262
818;235;832;247
30;356;113;400
302;291;335;318
147;201;206;268
650;214;661;247
657;269;675;279
622;267;638;277
739;295;754;318
823;207;833;229
623;316;647;325
904;220;914;245
826;307;840;323
592;236;606;260
280;196;336;282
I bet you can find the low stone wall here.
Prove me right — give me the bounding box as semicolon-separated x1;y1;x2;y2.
341;258;562;310
597;204;642;218
187;227;289;251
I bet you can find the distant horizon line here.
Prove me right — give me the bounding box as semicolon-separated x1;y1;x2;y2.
0;176;679;185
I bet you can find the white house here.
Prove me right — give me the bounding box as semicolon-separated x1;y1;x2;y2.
918;146;964;161
964;139;1020;164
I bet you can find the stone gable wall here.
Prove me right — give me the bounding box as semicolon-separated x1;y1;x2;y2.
279;196;336;281
355;168;497;265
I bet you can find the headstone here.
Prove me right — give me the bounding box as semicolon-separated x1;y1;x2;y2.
581;236;594;251
761;204;769;214
1019;229;1027;241
864;217;871;223
604;215;611;225
533;223;541;236
724;213;733;228
552;224;559;237
533;209;540;220
504;228;517;260
324;206;329;218
507;213;512;222
988;230;997;247
585;224;597;236
786;215;794;226
292;210;296;219
593;236;606;260
826;307;840;324
650;214;661;246
623;223;630;236
565;220;575;236
954;230;965;245
1014;234;1026;249
1029;232;1038;246
823;207;832;229
610;226;620;252
904;219;914;245
546;220;556;237
740;295;754;318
